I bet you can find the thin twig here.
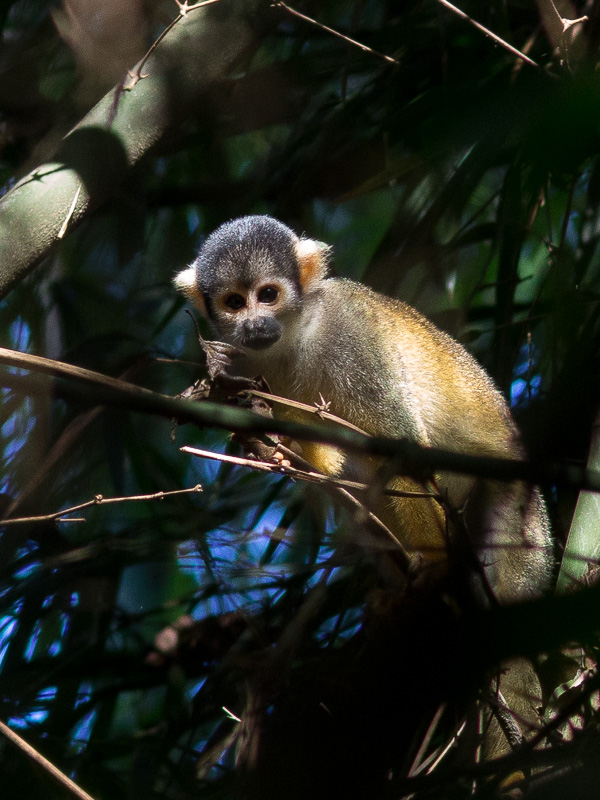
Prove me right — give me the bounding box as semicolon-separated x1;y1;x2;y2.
422;719;468;774
562;15;588;32
0;720;97;800
436;0;539;68
408;703;447;777
124;0;224;89
181;445;437;500
243;388;368;435
547;0;588;34
274;2;399;65
0;485;203;526
182;445;414;564
58;184;81;239
222;706;242;722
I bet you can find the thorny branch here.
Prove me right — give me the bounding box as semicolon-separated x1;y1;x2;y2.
274;2;400;66
124;0;224;89
436;0;540;68
2;346;600;493
546;0;588;35
243;388;368;435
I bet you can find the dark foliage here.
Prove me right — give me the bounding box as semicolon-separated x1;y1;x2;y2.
1;0;600;798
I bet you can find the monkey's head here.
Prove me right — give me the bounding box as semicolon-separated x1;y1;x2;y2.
174;216;329;352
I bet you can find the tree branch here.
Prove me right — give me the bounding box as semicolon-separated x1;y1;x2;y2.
436;0;540;68
0;720;97;800
0;346;598;492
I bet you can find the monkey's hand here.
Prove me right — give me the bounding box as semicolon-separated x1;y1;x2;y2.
183;309;246;380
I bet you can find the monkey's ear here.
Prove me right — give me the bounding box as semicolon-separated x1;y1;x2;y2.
295;238;330;290
173;267;208;316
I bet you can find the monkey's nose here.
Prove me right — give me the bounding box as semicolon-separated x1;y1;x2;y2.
241;317;282;350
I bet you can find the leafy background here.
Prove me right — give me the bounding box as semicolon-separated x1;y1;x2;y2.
1;0;600;797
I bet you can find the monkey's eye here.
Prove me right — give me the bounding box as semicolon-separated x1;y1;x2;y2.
257;286;279;304
224;293;246;310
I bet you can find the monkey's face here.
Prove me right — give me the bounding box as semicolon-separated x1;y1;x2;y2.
207;275;302;352
174;215;328;354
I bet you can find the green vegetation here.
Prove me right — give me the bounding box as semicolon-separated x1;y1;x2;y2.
1;1;600;797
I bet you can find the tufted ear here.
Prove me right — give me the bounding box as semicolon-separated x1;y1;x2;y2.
295;238;330;291
173;267;208;316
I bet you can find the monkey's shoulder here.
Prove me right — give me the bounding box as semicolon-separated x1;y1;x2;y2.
317;278;480;366
314;278;518;449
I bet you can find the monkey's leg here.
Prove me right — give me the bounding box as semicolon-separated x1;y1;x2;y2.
379;478;448;564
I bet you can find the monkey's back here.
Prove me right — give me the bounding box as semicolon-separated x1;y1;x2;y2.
291;277;521;461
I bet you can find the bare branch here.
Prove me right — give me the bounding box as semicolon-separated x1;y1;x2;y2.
243;388;368;434
1;486;203;526
181;445;412;565
125;0;225;90
275;2;400;66
0;720;97;800
545;0;587;34
436;0;540;68
181;445;437;499
2;346;600;493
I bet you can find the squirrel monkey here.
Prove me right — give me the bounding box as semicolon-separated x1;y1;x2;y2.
175;215;553;754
